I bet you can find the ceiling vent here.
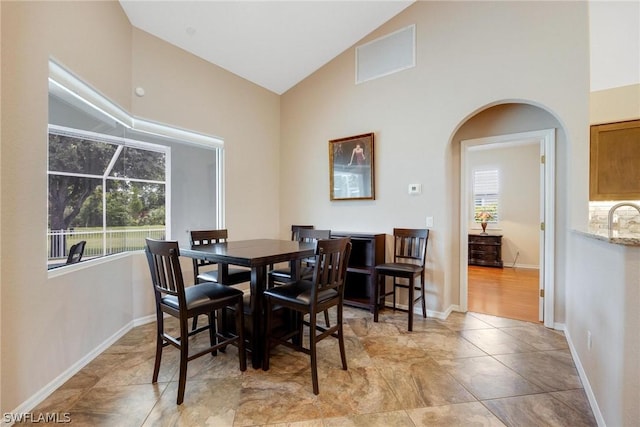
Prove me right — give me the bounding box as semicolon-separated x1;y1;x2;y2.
356;24;416;84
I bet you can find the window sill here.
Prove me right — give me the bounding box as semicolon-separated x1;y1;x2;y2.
47;251;131;279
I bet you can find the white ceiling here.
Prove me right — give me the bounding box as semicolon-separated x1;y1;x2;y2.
119;1;414;95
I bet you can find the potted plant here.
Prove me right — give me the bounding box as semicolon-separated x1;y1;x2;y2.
476;211;493;235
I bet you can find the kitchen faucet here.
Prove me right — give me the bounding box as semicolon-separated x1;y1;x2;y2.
608;202;640;238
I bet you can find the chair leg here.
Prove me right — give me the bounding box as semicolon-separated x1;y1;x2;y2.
392;278;397;310
291;310;302;346
420;278;427;318
373;272;380;322
235;297;247;371
207;312;217;356
152;311;164;383
408;279;414;332
323;310;330;328
192;278;201;331
309;311;319;395
337;303;347;371
177;317;190;405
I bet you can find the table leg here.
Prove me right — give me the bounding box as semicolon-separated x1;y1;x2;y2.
250;265;266;368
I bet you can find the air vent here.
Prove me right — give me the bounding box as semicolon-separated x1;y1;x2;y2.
356;24;416;84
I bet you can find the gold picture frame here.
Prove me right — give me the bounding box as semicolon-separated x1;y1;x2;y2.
329;133;375;201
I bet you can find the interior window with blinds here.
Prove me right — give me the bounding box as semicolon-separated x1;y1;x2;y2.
472;169;499;223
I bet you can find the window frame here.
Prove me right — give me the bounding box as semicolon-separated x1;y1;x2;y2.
47;59;225;271
47;124;170;259
472;168;500;224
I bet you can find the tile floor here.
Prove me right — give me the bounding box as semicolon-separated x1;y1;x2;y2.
24;308;597;426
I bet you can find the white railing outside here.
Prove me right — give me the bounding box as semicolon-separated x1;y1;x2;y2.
47;228;166;260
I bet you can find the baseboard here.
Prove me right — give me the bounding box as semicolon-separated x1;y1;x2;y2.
382;301;457;321
503;263;539;270
4;314;156;427
134;313;157;327
563;328;606;426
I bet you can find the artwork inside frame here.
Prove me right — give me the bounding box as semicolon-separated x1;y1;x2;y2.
329;133;375;201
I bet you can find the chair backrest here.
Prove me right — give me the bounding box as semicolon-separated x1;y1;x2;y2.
145;238;186;304
298;229;331;264
393;228;429;267
291;225;314;241
310;237;352;303
66;240;86;264
190;229;230;271
298;228;331;243
190;229;230;246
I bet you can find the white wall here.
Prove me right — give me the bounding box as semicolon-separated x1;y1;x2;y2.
589;0;640;92
567;234;640;427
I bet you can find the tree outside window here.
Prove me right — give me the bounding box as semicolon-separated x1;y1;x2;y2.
48;128;167;261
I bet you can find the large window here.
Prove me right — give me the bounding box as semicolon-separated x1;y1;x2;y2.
472;168;499;223
48;60;224;267
48;126;167;260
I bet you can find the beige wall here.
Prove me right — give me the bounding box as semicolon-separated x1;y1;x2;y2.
590;83;640;124
1;1;133;412
130;29;281;240
280;1;589;315
0;0;280;413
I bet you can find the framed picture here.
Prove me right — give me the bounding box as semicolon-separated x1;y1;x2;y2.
329;133;375;201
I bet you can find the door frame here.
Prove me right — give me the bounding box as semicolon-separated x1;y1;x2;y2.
460;129;555;328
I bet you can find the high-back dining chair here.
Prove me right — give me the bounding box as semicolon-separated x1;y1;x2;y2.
263;237;351;395
190;229;251;285
268;228;330;287
374;228;429;331
269;228;332;326
291;224;315;240
145;238;246;405
190;229;252;330
266;224;314;277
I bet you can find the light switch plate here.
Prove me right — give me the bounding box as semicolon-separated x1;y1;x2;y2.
426;216;434;228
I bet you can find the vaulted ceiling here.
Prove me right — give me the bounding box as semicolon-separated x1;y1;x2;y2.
119;1;414;94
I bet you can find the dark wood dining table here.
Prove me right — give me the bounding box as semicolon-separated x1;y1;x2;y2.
180;239;315;368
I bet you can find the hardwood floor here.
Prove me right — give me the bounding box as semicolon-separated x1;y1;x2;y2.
468;265;540;323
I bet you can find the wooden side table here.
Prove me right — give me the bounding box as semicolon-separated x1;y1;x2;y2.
468;234;503;268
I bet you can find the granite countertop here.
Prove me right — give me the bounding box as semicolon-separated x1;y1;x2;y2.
574;228;640;246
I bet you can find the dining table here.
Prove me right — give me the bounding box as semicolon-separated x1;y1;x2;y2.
180;238;315;368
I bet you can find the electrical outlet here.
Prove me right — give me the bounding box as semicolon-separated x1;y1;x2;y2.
426;216;433;228
587;331;592;351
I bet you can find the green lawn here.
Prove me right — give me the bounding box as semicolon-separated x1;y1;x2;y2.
48;226;166;259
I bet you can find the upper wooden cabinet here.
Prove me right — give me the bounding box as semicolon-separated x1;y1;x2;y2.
590;119;640;201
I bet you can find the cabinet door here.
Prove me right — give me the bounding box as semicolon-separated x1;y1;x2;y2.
590;119;640;200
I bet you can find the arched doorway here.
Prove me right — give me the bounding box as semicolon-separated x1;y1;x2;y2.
452;102;562;328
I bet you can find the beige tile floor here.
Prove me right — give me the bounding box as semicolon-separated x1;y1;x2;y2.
24;308;597;426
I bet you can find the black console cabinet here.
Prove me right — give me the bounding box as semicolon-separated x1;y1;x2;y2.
468;234;503;268
331;232;385;312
